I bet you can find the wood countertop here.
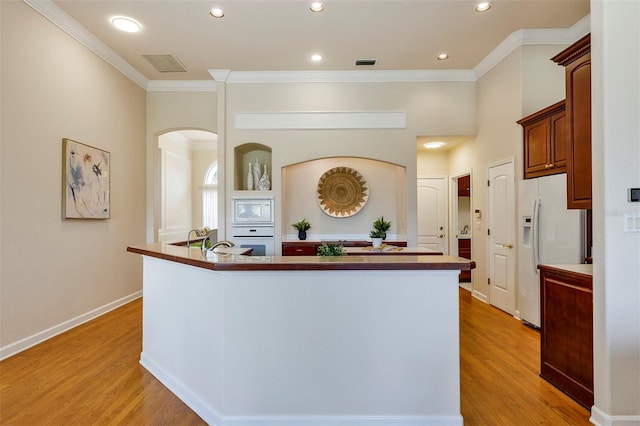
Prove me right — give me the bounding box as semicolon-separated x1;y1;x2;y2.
538;263;593;277
127;243;475;272
343;246;443;255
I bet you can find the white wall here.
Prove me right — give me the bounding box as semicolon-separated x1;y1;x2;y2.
191;147;217;229
157;135;192;242
591;0;640;421
0;2;146;355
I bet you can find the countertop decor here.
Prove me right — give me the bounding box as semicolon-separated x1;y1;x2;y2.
317;166;368;217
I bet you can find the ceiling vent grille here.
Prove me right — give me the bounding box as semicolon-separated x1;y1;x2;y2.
142;54;187;72
354;59;377;66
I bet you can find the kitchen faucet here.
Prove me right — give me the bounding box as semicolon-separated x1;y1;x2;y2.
201;231;235;256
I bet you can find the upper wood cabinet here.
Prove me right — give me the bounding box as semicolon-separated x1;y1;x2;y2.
518;100;568;179
457;175;471;196
552;34;592;209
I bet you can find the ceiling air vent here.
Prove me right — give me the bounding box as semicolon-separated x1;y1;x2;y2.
354;59;377;66
142;54;187;73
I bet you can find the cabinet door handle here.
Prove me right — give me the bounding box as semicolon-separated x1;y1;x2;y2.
503;243;514;249
439;234;444;238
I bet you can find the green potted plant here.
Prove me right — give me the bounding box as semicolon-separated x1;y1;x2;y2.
316;242;347;256
292;218;311;240
370;216;391;248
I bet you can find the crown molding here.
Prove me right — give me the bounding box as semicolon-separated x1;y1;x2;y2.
23;0;149;89
146;80;218;92
222;69;476;84
473;15;591;80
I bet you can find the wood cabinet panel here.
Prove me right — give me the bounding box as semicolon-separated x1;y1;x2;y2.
458;175;471;196
458;238;471;282
539;265;593;409
282;240;407;256
552;34;592;209
518;101;567;179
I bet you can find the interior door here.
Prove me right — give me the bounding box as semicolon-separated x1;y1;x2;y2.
417;177;448;254
488;161;516;314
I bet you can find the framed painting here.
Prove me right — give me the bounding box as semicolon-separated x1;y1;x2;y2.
62;138;110;219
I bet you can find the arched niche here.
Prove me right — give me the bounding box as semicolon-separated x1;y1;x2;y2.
282;157;407;241
234;143;272;191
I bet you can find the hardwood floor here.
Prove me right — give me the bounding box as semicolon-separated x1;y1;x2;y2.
0;289;591;425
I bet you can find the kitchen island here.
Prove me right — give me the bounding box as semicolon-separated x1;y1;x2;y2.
127;243;475;426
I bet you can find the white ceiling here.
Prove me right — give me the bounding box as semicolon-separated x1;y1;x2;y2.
44;0;589;82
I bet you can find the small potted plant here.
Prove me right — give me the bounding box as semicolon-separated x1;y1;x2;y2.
292;218;311;240
369;216;391;248
317;242;347;256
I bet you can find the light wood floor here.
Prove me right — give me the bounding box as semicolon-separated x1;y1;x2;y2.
0;289;591;425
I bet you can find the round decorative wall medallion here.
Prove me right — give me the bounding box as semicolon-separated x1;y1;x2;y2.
317;167;369;217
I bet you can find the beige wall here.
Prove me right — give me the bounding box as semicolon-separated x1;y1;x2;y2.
224;81;477;249
591;0;640;419
282;158;407;240
146;91;218;242
439;44;568;301
0;2;146;353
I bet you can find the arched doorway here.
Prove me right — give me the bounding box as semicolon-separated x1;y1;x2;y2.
155;129;217;242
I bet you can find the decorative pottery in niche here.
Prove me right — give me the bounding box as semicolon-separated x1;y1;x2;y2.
317;167;368;217
246;162;254;190
252;158;262;189
257;164;270;191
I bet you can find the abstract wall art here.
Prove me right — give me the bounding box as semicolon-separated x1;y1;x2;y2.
62;138;110;219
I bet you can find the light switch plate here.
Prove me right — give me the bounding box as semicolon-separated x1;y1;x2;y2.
623;214;640;233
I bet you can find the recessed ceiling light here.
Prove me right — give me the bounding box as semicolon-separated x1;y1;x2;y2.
310;2;324;12
437;53;449;61
310;54;323;62
209;7;224;18
111;16;141;33
475;2;492;12
423;141;446;149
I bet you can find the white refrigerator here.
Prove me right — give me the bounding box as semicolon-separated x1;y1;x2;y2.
518;174;584;328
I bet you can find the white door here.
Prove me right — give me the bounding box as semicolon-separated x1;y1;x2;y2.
487;161;516;314
417;177;448;253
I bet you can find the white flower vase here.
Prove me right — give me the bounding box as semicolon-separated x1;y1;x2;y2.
257;164;270;191
252;158;261;189
372;238;383;248
246;162;254;190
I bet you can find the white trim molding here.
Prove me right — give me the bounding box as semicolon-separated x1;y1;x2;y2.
146;80;218;92
221;69;476;84
235;111;406;130
590;406;640;426
0;291;142;361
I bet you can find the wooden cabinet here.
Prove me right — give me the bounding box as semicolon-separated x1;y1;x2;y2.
283;240;407;256
457;175;471;196
539;265;593;409
457;238;471;282
282;242;317;256
552;34;592;209
517;101;568;179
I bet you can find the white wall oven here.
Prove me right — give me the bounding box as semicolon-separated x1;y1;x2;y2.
231;197;275;256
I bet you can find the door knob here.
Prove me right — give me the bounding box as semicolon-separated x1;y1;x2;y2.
503;243;513;249
439;234;444;238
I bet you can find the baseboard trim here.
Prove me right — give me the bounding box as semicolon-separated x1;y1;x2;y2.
471;290;488;303
140;354;463;426
140;353;223;426
0;291;142;361
591;406;640;426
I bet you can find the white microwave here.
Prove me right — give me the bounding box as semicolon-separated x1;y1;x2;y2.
232;197;274;226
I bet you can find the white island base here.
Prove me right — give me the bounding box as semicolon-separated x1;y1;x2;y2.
140;255;463;426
